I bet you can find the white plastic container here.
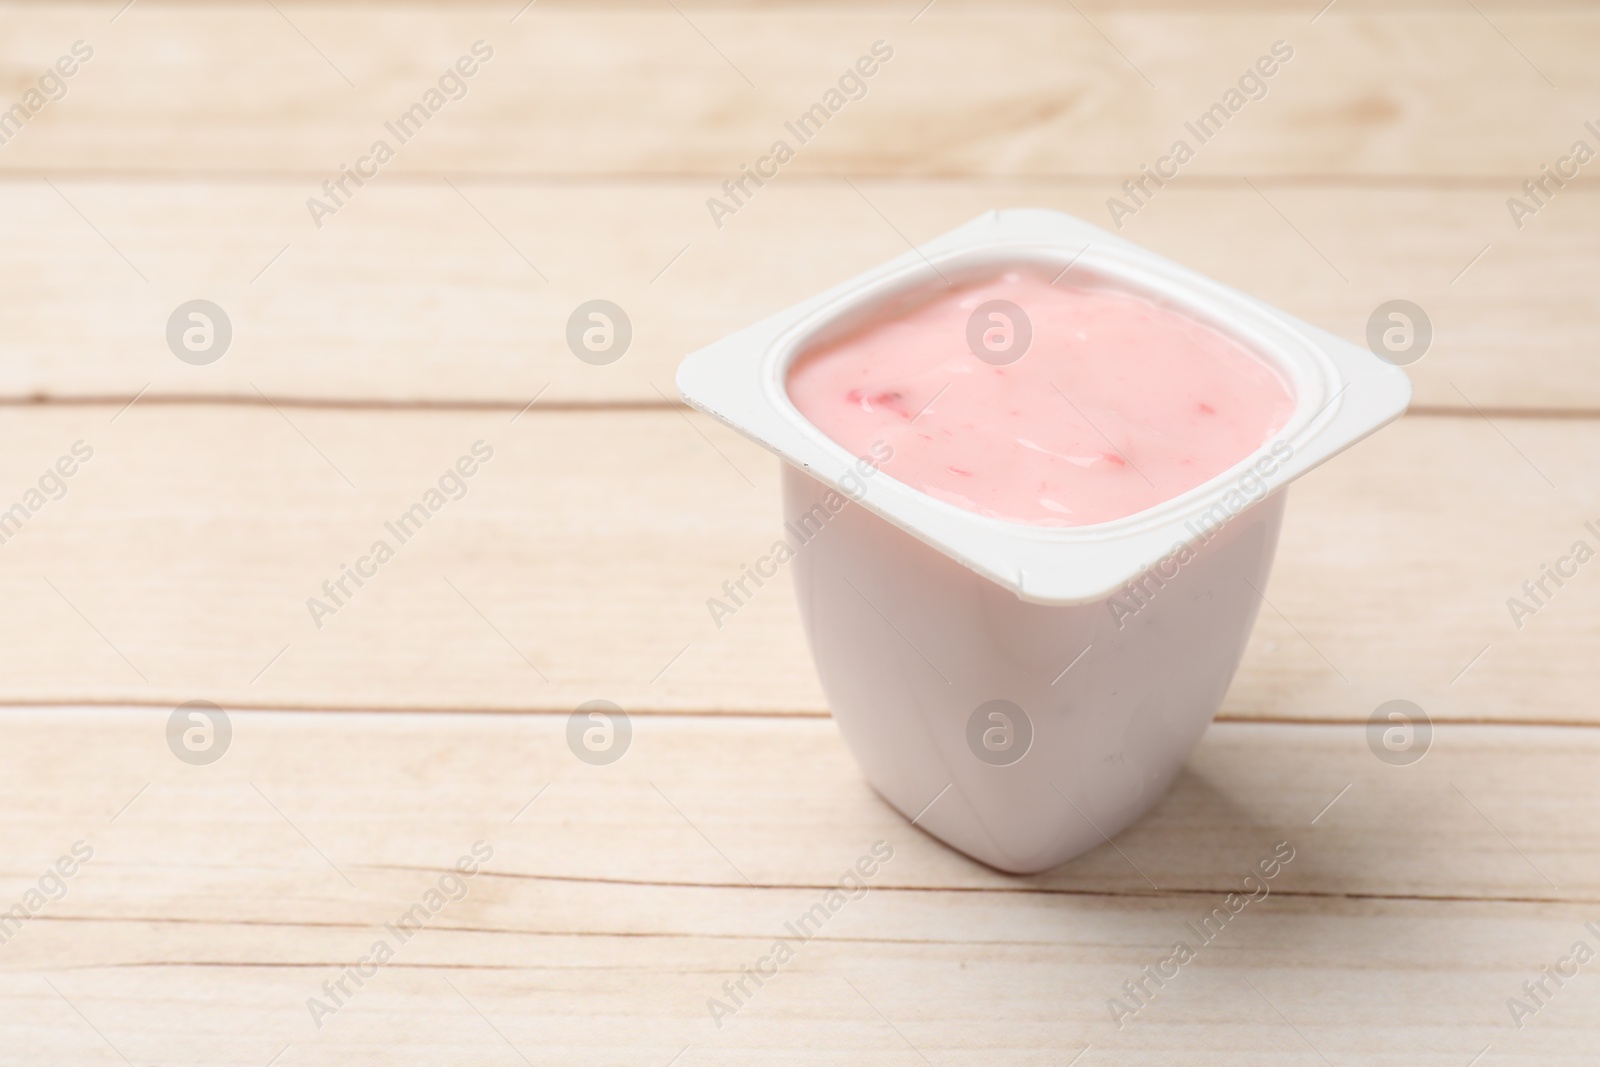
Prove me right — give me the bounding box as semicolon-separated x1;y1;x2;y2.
677;209;1410;873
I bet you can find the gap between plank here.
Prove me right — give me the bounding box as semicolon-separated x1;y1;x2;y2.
0;394;683;414
20;874;1600;940
7;395;1600;421
3;699;1600;730
3;171;1600;190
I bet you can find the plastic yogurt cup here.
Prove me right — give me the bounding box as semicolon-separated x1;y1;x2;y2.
677;209;1411;874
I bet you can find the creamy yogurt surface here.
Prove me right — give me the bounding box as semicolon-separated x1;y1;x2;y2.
785;271;1297;527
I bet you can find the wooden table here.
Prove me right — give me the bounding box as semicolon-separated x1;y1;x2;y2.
2;2;1597;1063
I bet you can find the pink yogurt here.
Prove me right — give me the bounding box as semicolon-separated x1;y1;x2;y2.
785;271;1297;527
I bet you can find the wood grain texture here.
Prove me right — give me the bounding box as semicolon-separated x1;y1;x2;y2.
0;711;1596;1064
6;179;1597;410
0;4;1595;178
0;404;1592;722
1;1;1593;1062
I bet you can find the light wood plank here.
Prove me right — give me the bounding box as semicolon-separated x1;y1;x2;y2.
0;404;1593;722
2;4;1596;178
1;6;1584;1060
0;712;1597;1063
7;180;1598;410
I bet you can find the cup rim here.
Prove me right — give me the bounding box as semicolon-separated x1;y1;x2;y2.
677;208;1411;605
